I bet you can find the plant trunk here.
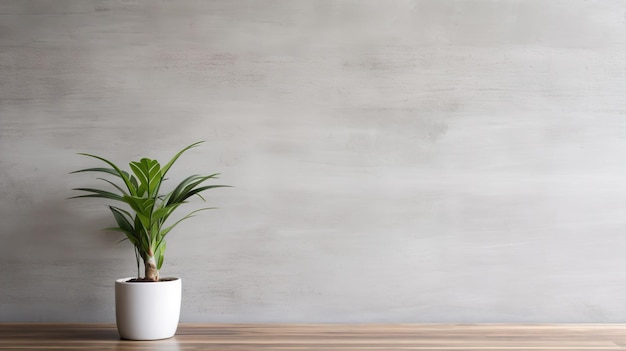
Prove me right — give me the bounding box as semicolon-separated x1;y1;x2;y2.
144;255;159;281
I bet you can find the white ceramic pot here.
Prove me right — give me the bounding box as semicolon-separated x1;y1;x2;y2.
115;277;182;340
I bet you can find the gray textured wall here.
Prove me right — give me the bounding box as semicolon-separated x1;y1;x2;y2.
1;0;626;323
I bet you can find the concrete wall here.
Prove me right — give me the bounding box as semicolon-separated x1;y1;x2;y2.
1;0;626;323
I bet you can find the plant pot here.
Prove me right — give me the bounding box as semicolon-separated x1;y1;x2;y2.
115;277;182;340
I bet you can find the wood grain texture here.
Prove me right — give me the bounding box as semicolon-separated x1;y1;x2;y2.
1;324;626;350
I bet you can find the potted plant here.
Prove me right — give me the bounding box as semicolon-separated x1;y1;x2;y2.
71;141;228;340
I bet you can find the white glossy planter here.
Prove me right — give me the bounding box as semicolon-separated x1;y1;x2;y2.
115;277;182;340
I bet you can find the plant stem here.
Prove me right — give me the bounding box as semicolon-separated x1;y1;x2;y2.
145;255;159;281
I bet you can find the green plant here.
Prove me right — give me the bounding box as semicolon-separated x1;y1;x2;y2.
71;141;228;281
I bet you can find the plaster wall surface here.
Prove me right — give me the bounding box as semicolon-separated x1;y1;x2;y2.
1;0;626;322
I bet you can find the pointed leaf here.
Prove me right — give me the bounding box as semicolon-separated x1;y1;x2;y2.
97;178;128;197
122;196;155;230
159;207;215;238
155;240;166;270
152;203;182;224
69;188;124;202
77;153;137;196
178;185;231;204
71;167;122;177
160;141;204;178
129;158;161;197
167;174;224;206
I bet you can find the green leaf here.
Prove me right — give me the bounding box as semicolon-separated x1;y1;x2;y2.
69;188;124;202
108;206;142;246
122;195;155;230
134;216;151;255
71;167;122;177
76;153;137;196
123;196;154;216
160;141;204;178
152;203;182;224
180;184;230;203
166;174;227;206
97;178;128;197
71;168;137;190
155;240;166;270
159;207;214;238
129;158;161;197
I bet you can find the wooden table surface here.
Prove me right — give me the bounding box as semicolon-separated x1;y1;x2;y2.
2;324;626;350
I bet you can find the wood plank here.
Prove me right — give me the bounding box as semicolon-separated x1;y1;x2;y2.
0;324;625;350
